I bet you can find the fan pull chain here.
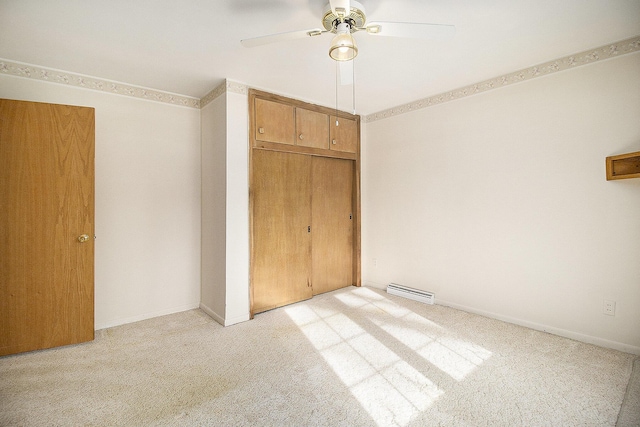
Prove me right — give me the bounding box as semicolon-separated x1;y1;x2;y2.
352;54;356;114
335;59;339;127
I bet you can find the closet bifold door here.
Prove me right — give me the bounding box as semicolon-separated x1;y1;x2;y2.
310;157;354;295
251;150;313;314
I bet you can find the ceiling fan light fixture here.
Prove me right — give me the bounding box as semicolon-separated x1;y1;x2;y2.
329;23;358;61
329;33;358;61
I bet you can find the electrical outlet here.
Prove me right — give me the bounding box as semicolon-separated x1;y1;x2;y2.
603;300;616;316
373;258;377;268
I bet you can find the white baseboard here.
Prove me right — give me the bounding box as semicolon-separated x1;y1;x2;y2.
199;302;225;326
436;298;640;356
363;282;640;355
199;303;250;327
363;280;387;290
95;302;200;330
223;312;251;327
96;302;249;331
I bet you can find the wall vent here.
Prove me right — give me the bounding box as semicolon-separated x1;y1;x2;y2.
386;283;435;305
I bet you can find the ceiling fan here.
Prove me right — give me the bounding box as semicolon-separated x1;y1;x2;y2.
240;0;455;61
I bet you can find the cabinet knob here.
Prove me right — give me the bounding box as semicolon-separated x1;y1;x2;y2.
258;127;265;134
299;134;304;140
332;139;337;145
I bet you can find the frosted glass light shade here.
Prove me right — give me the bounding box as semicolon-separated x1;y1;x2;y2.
329;33;358;61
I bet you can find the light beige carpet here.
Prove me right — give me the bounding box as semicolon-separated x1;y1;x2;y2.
618;357;640;427
0;286;637;427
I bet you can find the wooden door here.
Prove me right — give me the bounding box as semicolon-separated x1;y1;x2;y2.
295;108;329;150
251;150;312;314
0;99;95;356
311;157;354;295
330;116;358;153
254;98;294;145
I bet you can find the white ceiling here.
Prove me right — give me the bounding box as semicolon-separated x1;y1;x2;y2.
1;0;639;115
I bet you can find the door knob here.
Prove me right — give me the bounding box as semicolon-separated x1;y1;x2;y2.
77;234;90;243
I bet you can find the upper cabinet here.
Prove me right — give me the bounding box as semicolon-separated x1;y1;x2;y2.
255;98;295;145
330;116;358;153
296;108;330;150
251;90;360;158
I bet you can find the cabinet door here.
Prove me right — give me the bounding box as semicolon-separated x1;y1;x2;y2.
255;98;295;145
311;157;354;295
252;150;312;313
296;108;329;149
330;116;358;153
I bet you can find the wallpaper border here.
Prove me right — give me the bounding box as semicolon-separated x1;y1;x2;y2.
0;59;201;109
2;34;637;114
200;79;248;108
364;35;640;123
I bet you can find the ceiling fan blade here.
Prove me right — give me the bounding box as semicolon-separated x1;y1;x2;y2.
241;28;325;48
365;21;455;40
329;0;351;18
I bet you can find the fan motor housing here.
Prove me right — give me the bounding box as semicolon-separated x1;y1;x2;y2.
322;1;366;32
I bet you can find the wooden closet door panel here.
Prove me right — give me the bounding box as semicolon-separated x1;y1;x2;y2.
255;98;295;145
311;157;354;295
296;108;329;150
0;99;95;356
330;116;358;153
252;150;312;313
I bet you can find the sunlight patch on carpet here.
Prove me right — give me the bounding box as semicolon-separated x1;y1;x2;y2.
285;303;443;427
338;288;492;381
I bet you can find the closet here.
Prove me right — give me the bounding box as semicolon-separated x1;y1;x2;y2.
249;90;360;315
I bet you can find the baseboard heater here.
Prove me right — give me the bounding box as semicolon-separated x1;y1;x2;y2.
386;283;435;305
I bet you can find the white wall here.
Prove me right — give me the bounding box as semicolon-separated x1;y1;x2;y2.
200;85;250;326
0;75;202;329
200;93;227;322
362;53;640;354
224;90;250;325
